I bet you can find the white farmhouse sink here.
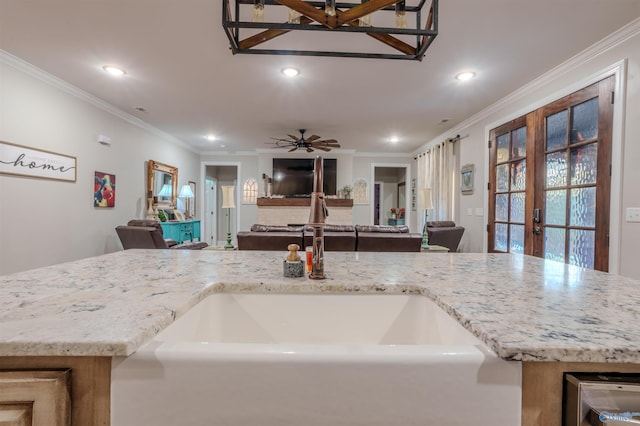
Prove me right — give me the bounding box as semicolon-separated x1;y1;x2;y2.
112;293;522;426
154;293;481;346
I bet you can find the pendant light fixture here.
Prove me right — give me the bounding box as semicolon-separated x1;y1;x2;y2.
222;0;439;61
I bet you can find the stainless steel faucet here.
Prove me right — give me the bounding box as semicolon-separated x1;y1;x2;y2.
308;156;328;279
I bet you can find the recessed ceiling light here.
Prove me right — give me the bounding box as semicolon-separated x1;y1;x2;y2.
390;136;399;143
103;65;126;77
206;134;216;141
220;144;227;148
281;67;300;77
455;71;475;81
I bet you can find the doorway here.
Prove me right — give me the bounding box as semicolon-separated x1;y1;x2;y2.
371;164;411;227
201;162;241;247
488;76;614;271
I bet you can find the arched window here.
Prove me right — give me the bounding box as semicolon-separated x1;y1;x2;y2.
243;178;258;204
353;178;368;204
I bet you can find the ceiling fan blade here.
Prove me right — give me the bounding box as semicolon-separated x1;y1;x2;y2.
306;147;314;153
316;139;337;144
315;146;331;152
287;134;302;142
288;146;298;152
306;135;321;142
312;141;340;148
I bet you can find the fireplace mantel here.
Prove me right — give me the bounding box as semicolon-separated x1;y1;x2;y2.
256;198;353;208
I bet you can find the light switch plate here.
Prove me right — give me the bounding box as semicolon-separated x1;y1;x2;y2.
467;208;473;216
626;208;640;222
475;207;484;216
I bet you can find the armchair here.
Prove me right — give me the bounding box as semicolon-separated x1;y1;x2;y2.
116;220;208;250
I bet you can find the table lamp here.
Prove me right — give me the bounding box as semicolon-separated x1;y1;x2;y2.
179;184;195;219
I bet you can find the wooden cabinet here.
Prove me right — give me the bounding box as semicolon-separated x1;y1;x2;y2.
0;357;110;426
160;220;201;244
0;370;70;425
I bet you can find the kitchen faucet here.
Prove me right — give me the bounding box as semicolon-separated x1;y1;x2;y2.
308;156;328;279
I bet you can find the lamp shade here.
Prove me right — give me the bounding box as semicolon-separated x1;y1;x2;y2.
179;184;195;198
157;184;172;197
221;185;236;209
419;188;433;210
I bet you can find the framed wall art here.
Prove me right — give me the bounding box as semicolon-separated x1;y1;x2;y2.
461;164;474;195
0;141;77;182
94;171;116;207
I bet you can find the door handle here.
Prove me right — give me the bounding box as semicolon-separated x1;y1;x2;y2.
533;226;542;235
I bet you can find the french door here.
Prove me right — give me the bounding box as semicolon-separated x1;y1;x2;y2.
488;75;614;271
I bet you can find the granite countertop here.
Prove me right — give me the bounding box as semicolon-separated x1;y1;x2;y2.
1;250;640;363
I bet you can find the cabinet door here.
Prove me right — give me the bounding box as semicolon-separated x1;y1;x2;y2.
0;370;70;426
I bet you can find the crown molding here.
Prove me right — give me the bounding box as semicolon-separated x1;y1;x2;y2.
412;17;640;156
0;50;198;154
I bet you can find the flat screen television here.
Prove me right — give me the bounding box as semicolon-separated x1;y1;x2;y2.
272;158;337;196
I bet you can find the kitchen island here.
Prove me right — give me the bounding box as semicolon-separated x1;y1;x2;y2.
2;250;640;425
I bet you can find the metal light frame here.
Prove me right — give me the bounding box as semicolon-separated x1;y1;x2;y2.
222;0;438;61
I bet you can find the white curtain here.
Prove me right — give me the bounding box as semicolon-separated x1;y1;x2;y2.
417;140;455;225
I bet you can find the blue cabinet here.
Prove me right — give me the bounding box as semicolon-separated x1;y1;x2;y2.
160;220;201;244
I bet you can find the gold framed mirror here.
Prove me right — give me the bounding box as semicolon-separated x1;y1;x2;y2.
148;160;178;207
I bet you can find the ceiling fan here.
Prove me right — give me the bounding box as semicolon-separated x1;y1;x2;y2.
268;129;340;152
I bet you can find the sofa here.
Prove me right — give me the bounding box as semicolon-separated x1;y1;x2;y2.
116;219;209;250
236;224;304;251
303;225;357;251
355;225;422;252
238;224;428;252
427;221;465;252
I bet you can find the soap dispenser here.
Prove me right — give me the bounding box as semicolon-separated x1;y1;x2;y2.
283;244;305;278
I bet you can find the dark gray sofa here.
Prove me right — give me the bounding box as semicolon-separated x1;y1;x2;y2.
427;221;465;252
355;225;422;252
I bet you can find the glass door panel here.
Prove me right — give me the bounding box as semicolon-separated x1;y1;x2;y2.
489;119;528;254
534;75;614;271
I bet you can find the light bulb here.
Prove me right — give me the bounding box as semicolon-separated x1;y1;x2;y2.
395;1;407;29
252;1;264;22
288;8;301;24
325;0;336;16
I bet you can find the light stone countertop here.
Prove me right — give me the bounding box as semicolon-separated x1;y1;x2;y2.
1;249;640;363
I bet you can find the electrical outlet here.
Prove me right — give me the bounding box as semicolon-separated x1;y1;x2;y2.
475;207;484;216
626;208;640;222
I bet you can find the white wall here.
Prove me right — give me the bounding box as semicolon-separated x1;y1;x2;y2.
417;20;640;278
0;57;200;275
352;155;413;227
